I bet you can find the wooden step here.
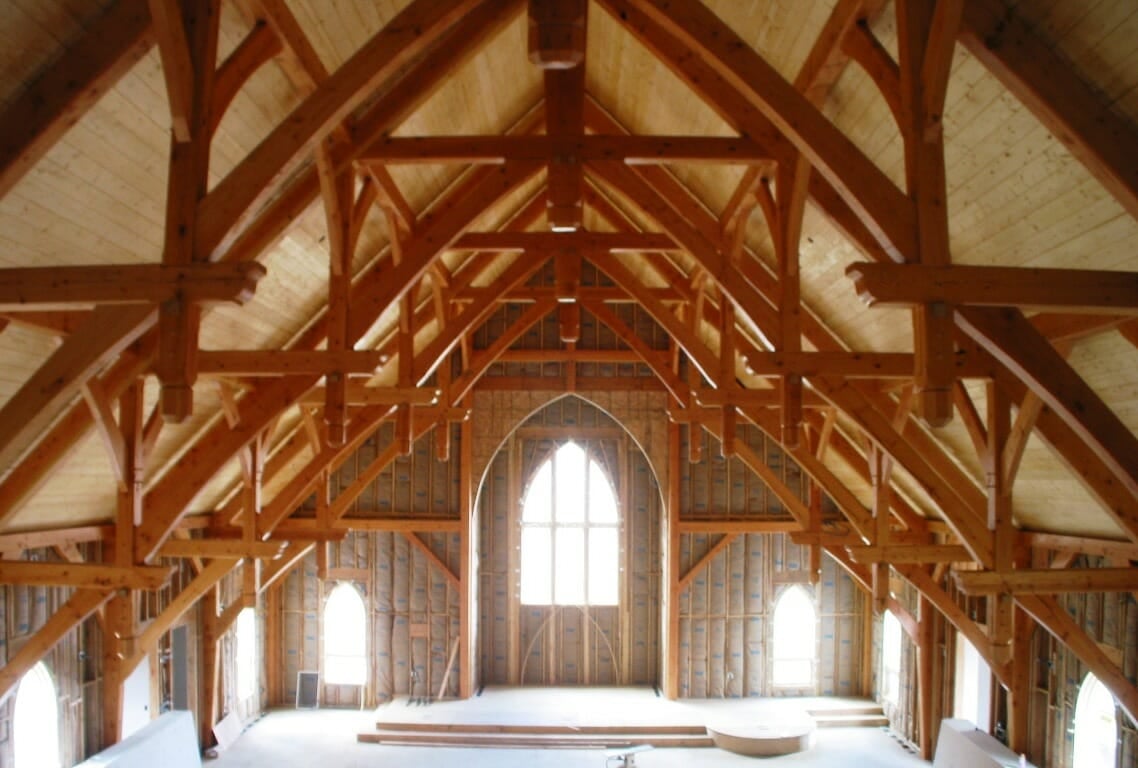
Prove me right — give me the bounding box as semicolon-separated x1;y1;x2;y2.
373;721;708;736
358;729;715;749
804;701;888;728
810;713;889;728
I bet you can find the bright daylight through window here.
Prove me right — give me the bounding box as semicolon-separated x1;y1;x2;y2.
14;661;60;768
771;586;816;687
324;582;367;685
520;442;619;606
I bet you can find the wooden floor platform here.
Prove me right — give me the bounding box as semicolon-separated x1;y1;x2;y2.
358;686;885;750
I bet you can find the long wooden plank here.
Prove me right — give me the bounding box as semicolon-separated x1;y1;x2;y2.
0;562;172;590
677;534;737;591
0;589;111;700
197;0;495;257
848;263;1138;313
0;0;155;197
957;567;1138;595
363;135;769;164
0;262;264;310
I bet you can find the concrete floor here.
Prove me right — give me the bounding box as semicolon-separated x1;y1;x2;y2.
206;690;932;768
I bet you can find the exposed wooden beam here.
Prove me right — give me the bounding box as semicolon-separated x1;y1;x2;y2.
0;0;155;198
1024;532;1138;561
0;262;265;310
1017;594;1138;724
211;21;281;132
0;561;172;590
450;231;678;252
957;307;1138;533
363;134;771;164
678;534;737;591
607;0;916;262
956;567;1138;595
156;539;288;559
146;0;196;141
849;262;1138;313
848;545;971;565
0;589;111;701
405;533;459;589
197;0;502;257
958;0;1138;223
0;305;155;485
197;349;384;376
127;559;236;673
677;520;801;534
297;385;440;406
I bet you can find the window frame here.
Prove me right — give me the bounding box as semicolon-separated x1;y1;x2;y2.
770;585;817;689
322;581;368;686
519;441;620;607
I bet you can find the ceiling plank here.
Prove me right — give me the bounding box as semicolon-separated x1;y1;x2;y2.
607;0;916;262
957;307;1138;534
958;0;1138;222
0;0;154;198
0;305;155;488
197;0;507;257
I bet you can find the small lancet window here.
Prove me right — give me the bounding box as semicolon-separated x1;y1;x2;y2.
236;607;257;701
881;610;902;706
771;586;816;687
14;661;61;768
1073;672;1117;768
323;582;367;685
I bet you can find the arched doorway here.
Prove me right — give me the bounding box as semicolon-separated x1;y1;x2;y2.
476;396;661;687
1072;672;1117;768
13;661;60;768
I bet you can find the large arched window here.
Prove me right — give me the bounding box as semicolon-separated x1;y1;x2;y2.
235;607;257;702
1073;672;1117;768
520;442;619;606
881;610;902;706
14;661;60;768
771;586;816;687
324;582;367;685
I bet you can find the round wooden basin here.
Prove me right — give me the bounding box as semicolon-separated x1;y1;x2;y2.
706;716;816;757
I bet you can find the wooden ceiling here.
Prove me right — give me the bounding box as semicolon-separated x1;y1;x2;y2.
2;0;1138;720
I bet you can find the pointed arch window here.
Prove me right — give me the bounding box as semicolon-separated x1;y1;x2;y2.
324;582;367;685
235;607;257;701
520;442;619;606
771;586;816;687
1073;672;1117;768
14;661;60;768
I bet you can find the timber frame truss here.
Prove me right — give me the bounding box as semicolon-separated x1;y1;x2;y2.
2;0;1138;759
